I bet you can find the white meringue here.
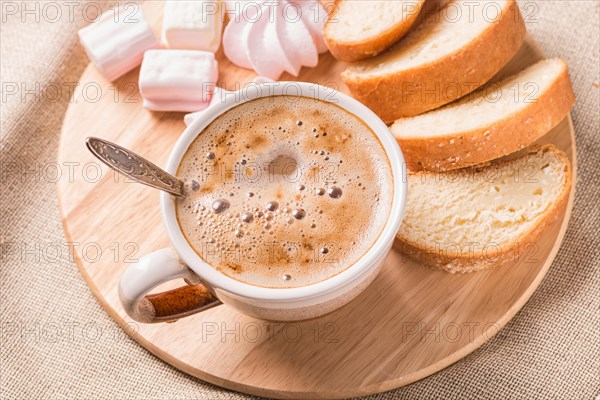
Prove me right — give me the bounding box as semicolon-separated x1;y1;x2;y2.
290;0;328;53
276;2;318;70
246;3;286;79
222;2;258;69
223;0;328;80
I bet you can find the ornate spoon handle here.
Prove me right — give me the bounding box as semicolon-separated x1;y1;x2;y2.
86;137;185;197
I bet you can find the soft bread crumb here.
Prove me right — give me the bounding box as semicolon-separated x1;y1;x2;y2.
326;0;421;43
396;145;571;272
392;59;566;138
345;0;514;76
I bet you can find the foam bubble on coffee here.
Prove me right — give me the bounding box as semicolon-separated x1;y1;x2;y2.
176;96;393;288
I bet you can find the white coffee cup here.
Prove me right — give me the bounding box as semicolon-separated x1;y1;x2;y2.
119;82;407;322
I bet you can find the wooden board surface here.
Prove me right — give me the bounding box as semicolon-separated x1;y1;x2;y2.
57;2;576;398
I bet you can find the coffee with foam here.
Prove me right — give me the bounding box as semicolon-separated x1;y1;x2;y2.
176;95;393;288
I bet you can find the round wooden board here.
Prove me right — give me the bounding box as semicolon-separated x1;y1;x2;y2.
58;3;576;398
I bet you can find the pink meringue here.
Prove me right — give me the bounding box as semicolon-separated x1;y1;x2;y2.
223;0;327;80
290;0;328;53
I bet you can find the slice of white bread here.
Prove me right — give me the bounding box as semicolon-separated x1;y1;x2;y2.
324;0;425;62
391;59;576;171
342;0;526;122
395;145;572;273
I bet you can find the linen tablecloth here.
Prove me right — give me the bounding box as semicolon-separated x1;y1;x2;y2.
1;1;598;398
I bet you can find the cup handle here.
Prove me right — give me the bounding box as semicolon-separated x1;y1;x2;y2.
118;248;221;323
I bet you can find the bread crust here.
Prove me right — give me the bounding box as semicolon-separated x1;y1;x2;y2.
342;0;527;123
393;60;576;172
324;0;425;62
393;145;573;273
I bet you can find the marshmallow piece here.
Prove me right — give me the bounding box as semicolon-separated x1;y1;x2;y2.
139;50;218;112
183;77;274;126
252;76;276;85
183;110;208;126
143;98;212;113
184;87;231;125
162;1;223;52
183;87;232;125
78;8;159;81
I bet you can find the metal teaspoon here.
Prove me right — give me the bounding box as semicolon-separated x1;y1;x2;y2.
85;137;185;197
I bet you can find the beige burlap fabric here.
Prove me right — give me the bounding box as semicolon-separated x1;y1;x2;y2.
1;1;598;399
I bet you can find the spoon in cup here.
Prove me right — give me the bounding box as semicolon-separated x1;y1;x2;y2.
85;137;185;197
